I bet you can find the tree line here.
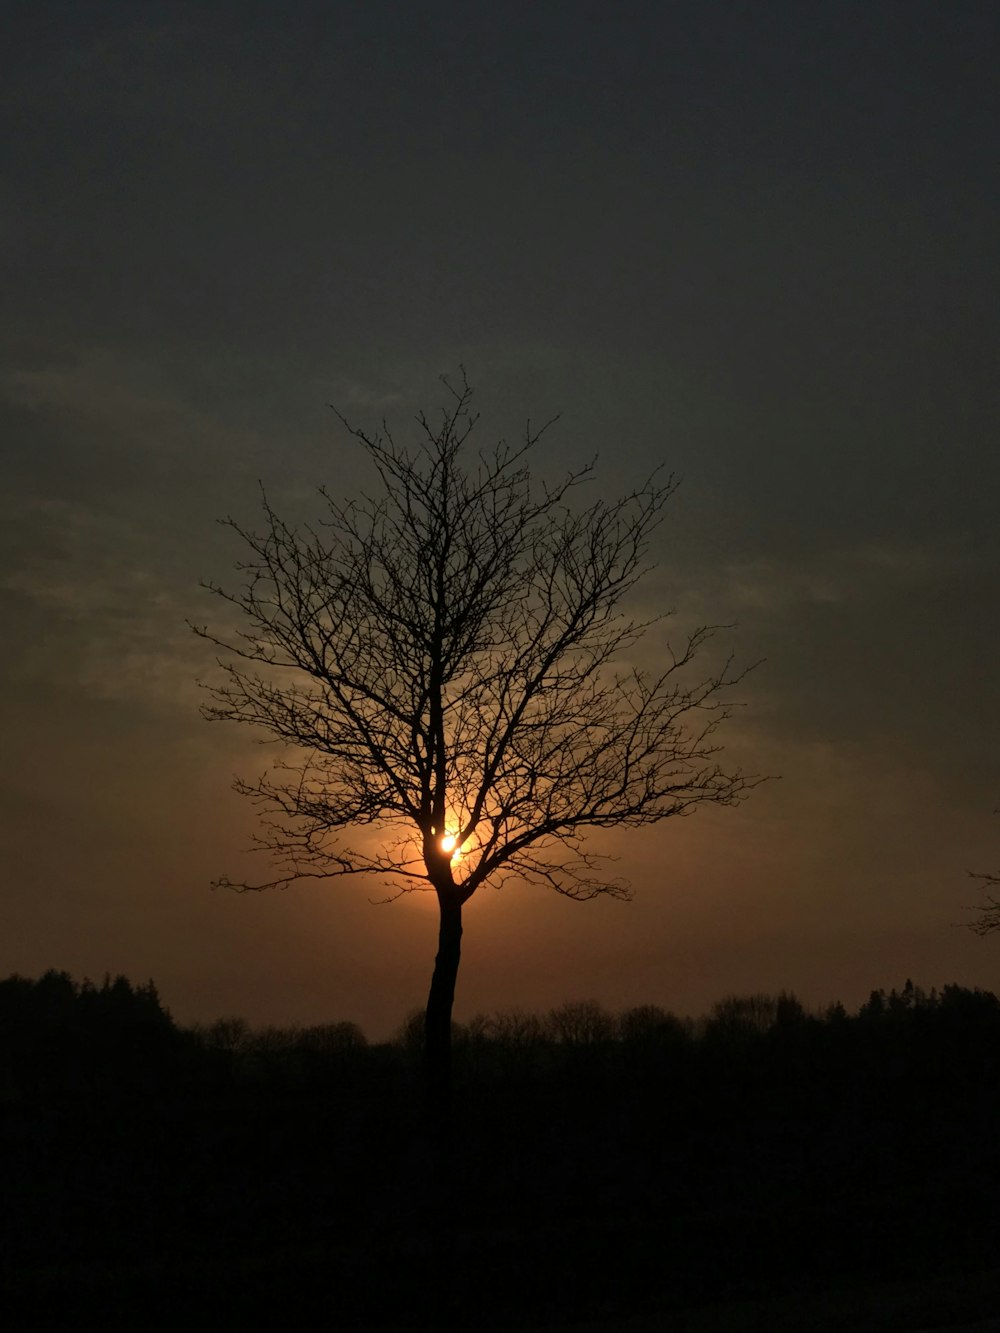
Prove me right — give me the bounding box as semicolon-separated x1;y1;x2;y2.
4;967;999;1092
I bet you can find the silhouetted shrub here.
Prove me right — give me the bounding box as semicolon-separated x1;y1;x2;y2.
704;991;783;1040
547;999;615;1045
617;1003;692;1046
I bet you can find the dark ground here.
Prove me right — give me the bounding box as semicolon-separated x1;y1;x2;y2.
3;978;1000;1330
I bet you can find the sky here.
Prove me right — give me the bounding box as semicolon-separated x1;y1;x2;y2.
2;0;999;1037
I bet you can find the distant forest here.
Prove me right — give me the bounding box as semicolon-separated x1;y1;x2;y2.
3;967;999;1086
4;970;1000;1329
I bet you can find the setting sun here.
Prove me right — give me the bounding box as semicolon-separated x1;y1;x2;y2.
440;834;458;856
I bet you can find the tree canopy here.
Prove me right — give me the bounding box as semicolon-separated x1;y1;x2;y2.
197;372;754;905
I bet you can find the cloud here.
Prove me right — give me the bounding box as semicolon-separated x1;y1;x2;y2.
0;490;201;709
719;536;977;615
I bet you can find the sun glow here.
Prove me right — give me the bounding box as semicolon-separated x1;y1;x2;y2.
440;833;458;857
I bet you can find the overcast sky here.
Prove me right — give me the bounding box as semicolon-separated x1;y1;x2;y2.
2;0;998;1036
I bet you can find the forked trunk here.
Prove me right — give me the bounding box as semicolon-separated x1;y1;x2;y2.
424;886;463;1111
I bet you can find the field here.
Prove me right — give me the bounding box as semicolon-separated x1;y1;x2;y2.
3;978;1000;1329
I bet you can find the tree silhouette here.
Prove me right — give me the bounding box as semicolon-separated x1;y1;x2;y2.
970;871;1000;934
967;807;1000;935
196;372;756;1098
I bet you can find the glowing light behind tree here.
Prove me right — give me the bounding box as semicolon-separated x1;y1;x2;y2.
195;372;758;1096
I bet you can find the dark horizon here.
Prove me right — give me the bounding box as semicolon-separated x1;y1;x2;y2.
7;961;999;1048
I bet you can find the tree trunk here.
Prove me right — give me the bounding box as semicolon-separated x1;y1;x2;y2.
425;886;463;1111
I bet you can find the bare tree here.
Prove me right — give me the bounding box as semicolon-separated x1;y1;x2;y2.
967;808;1000;936
195;372;757;1097
969;875;1000;936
